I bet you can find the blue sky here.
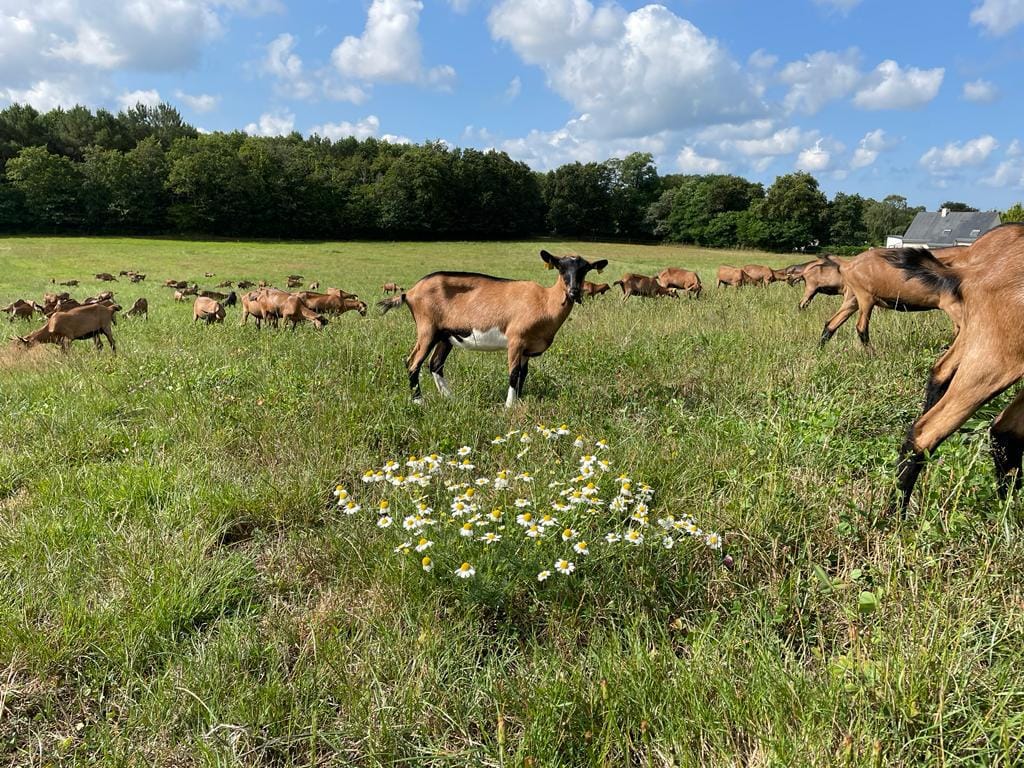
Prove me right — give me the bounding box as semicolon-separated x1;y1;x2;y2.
2;0;1023;209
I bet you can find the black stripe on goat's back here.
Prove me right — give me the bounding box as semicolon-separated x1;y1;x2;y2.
882;248;962;299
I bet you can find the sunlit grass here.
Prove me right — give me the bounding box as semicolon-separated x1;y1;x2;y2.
0;236;1021;766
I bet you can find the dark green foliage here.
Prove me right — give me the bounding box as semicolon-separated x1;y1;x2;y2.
828;192;868;247
939;200;979;212
863;195;924;244
1003;202;1024;222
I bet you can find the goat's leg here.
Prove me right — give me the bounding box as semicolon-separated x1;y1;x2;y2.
104;327;116;355
505;344;525;408
855;296;875;350
515;356;530;398
942;298;964;337
819;290;858;346
991;388;1024;498
428;339;453;397
405;330;437;403
922;339;964;412
894;356;1019;514
799;284;817;310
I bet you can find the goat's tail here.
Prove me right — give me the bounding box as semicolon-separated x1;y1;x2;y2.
884;249;962;299
378;294;406;315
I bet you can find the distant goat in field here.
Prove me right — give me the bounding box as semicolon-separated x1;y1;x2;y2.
582;281;610;297
613;274;678;301
378;250;607;407
656;268;702;298
716;266;750;288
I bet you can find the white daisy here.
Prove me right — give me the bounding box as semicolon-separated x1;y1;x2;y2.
377;516;393;529
421;556;432;572
604;532;622;544
415;538;433;552
479;532;501;545
625;529;643;545
554;559;575;575
705;532;722;550
454;562;475;578
537;570;551;582
573;541;589;555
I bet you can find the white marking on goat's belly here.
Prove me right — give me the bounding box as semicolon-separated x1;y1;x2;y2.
451;327;508;351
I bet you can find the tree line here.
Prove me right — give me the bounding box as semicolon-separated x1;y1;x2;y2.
0;102;1019;249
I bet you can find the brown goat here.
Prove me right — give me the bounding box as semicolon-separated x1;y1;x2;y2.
383;282;404;294
125;298;148;319
240;290;269;329
716;266;750;288
819;248;964;349
3;300;35;321
799;257;845;309
378;250;607;406
193;297;225;324
308;281;319;291
15;303;119;353
741;264;779;286
216;280;234;288
237;280;255;289
582;281;611;297
58;279;79;287
297;291;368;316
613;274;678;301
286;277;303;288
891;224;1024;513
656;268;702;298
199;290;237;306
280;295;328;330
84;291;114;304
783;260;818;285
95;273;117;282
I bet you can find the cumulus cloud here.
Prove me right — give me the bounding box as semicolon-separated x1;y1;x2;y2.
920;135;998;175
780;49;861;114
796;139;833;171
448;0;474;11
813;0;862;11
853;60;944;109
962;78;998;103
245;110;295;136
504;75;522;101
118;89;162;110
499;114;669;170
309;114;410;144
850;128;899;168
676;146;727;173
174;90;220;112
0;78;86;111
488;1;764;139
261;33;315;100
332;0;455;88
970;0;1024;35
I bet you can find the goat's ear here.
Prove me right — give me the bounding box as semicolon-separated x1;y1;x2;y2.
590;259;608;273
540;250;557;270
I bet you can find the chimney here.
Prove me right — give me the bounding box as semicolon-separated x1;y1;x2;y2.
940;207;949;217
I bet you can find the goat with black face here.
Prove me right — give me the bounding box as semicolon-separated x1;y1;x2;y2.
379;250;608;407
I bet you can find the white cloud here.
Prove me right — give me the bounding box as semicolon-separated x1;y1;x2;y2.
728;126;819;158
983;159;1024;188
962;78;998;103
448;0;474;11
0;78;85;111
490;1;764;139
920;135;998;174
853;60;944;109
245;110;295;136
813;0;862;11
676;146;727;173
850;128;898;168
48;23;125;69
796;139;832;171
970;0;1024;35
504;75;522;101
310;115;381;140
118;89;162;110
332;0;455;88
174;90;220;112
262;32;315;100
780;49;861;114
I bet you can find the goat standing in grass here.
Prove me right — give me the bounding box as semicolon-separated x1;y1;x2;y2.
891;224;1024;512
379;250;607;407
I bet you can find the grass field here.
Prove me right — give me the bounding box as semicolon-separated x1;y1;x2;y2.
0;237;1021;767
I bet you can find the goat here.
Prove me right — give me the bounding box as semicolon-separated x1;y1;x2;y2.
378;250;607;407
741;265;779;286
799;257;845;310
296;291;368;316
3;300;35;321
783;260;818;285
193;297;225;324
819;248;964;349
280;295;328;330
240;290;270;329
199;290;237;306
216;280;233;288
716;266;750;288
164;279;187;288
125;298;148;319
95;273;117;282
656;268;702;298
205;271;216;278
582;281;611;298
84;291;114;305
613;274;678;301
286;277;303;288
890;224;1024;513
58;279;79;287
326;287;359;300
308;281;319;291
383;282;404;294
15;303;119;353
173;290;187;303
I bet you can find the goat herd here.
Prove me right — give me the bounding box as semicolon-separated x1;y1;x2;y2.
4;225;1024;510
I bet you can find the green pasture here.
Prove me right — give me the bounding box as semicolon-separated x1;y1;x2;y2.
0;237;1020;766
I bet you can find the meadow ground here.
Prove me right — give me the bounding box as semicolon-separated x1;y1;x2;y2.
0;237;1021;767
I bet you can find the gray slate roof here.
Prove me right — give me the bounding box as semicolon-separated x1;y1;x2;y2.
902;210;1001;246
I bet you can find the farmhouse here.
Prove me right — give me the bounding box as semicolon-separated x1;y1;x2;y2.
886;208;1001;249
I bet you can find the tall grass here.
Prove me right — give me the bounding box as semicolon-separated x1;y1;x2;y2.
0;237;1021;766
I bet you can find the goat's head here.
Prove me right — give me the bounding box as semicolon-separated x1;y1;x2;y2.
541;250;609;305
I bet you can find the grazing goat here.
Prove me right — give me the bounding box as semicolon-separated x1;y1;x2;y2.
656;268;702;298
716;266;750;288
204;272;215;278
819;248;963;349
286;277;303;288
280;295;328;330
308;281;319;291
164;279;187;288
95;273;117;282
84;291;114;304
58;279;79;287
582;281;611;298
383;282;404;294
240;291;269;329
783;260;818;285
3;300;35;321
199;290;237;306
297;291;367;316
216;280;233;288
378;250;607;407
741;265;779;286
890;224;1024;513
799;257;845;309
15;303;119;353
613;274;678;301
125;298;148;319
237;280;255;289
193;297;225;324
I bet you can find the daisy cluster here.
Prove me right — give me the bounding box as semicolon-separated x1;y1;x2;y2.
333;425;722;583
